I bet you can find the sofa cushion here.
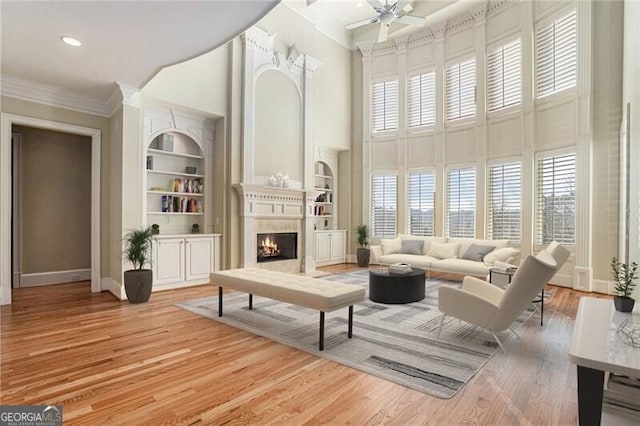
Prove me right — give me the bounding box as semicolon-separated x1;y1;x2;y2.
449;238;509;258
431;258;490;276
461;244;496;262
400;239;423;255
484;247;520;265
380;237;402;255
378;253;436;270
428;242;460;259
398;234;447;254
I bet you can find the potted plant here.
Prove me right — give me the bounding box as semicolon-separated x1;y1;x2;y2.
356;225;370;267
151;224;160;235
123;227;155;303
192;223;200;234
611;256;638;312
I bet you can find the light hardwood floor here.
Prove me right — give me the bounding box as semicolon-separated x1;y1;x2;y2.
1;265;609;425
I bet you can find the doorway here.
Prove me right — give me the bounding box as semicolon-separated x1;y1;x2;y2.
1;114;101;305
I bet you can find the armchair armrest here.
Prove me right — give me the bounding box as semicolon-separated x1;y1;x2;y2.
438;286;500;329
462;276;505;306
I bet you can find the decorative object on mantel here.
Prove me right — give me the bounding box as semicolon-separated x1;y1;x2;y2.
192;223;200;234
267;172;290;188
355;224;370;267
151;224;160;235
617;319;640;348
611;256;638;312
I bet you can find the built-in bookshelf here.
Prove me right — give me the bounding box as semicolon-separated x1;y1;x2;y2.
145;132;206;232
313;161;334;230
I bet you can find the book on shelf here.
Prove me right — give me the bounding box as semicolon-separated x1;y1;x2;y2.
171;178;203;194
160;195;203;213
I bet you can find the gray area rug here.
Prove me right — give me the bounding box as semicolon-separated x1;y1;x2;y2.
176;269;539;398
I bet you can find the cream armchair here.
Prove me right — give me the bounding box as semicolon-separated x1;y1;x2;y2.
437;243;570;352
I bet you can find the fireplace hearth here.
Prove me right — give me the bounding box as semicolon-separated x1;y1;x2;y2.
257;232;297;263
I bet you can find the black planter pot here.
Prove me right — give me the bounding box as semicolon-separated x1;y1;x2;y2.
613;296;635;312
124;269;153;303
357;247;371;267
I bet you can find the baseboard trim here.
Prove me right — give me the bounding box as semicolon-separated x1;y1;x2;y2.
592;279;614;295
21;268;91;287
101;277;125;300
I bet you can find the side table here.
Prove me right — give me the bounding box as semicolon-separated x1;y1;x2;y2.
489;267;545;326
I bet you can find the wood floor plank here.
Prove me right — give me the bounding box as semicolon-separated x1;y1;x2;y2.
0;265;609;424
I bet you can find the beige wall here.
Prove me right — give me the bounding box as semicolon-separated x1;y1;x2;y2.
347;49;364;256
109;107;124;280
15;126;91;273
1;96;111;278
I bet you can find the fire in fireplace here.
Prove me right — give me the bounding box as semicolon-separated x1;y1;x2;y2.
257;232;297;263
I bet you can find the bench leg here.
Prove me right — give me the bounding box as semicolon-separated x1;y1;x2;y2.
319;311;325;351
218;286;223;317
348;305;354;338
249;294;253;310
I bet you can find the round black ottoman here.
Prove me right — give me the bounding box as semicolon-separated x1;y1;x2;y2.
369;268;426;304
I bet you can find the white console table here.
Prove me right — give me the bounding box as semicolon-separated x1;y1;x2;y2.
569;297;640;425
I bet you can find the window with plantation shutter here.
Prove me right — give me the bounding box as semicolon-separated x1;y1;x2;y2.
408;71;436;128
372;80;399;132
536;10;577;98
407;170;435;236
371;173;398;238
447;167;476;238
487;161;521;241
445;58;476;121
536;153;576;245
487;38;522;112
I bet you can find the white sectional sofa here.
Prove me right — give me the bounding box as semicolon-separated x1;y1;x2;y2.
370;235;520;278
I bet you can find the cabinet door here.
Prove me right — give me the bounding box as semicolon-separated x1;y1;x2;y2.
315;232;331;265
330;231;346;263
153;238;185;285
185;237;213;281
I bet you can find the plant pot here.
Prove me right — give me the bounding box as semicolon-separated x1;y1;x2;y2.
613;296;635;312
124;269;153;303
357;248;370;267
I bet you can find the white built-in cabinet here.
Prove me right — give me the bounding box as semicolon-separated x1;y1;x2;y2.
315;230;346;266
143;106;220;291
152;234;221;290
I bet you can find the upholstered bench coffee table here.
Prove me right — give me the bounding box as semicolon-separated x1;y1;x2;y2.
369;268;426;304
210;268;365;350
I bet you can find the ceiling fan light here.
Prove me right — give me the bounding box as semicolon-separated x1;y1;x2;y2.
379;12;394;25
61;36;82;47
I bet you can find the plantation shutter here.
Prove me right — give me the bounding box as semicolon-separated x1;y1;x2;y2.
408;71;436;127
407;170;435;236
446;58;476;121
487;161;521;241
536;153;576;245
447;167;476;238
487;38;522;111
536;10;577;98
371;174;398;238
372;80;399;132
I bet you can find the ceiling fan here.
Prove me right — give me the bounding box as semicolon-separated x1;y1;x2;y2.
346;0;426;43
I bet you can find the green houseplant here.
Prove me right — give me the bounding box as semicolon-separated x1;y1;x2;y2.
611;256;638;312
123;227;155;303
356;225;370;267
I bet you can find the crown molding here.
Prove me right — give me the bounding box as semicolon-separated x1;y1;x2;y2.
0;74;111;117
107;82;142;115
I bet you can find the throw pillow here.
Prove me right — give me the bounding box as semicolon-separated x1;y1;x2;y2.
400;239;423;255
461;244;496;262
484;247;520;265
428;242;460;259
380;237;402;255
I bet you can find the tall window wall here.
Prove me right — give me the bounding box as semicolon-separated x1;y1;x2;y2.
371;173;398;238
407;170;435;236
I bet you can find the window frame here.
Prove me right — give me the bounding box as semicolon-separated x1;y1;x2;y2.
486;158;523;242
444;54;477;124
445;164;477;239
406;168;436;237
534;7;577;101
371;76;399;135
370;171;399;238
406;68;437;131
534;148;576;248
486;35;522;114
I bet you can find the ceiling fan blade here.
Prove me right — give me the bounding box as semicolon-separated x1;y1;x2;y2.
346;15;380;30
377;23;389;43
367;0;385;10
396;14;426;27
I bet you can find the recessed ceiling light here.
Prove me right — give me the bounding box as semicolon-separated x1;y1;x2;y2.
61;36;82;47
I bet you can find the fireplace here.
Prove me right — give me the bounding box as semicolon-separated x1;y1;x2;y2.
257;232;298;263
